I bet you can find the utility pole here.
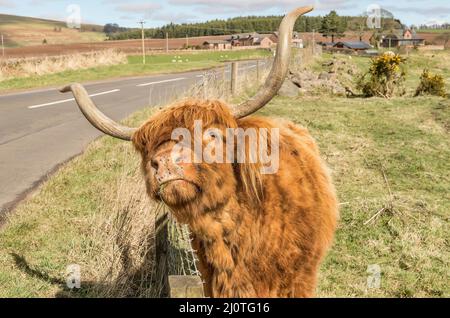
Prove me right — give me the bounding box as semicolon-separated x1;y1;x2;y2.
166;32;169;53
139;21;146;64
1;34;4;58
186;34;189;48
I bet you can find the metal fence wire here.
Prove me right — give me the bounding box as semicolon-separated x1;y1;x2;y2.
154;205;200;297
167;214;201;277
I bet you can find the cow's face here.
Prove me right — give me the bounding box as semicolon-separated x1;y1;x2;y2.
136;123;237;217
147;139;202;206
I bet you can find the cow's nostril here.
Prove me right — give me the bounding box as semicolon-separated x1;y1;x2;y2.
151;159;159;170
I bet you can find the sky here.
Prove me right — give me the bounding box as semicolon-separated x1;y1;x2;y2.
0;0;449;28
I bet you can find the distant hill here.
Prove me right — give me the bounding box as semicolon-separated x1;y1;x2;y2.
0;14;105;47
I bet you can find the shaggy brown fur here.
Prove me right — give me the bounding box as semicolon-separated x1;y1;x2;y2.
132;99;338;298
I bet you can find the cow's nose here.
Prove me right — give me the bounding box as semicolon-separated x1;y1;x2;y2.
152;154;182;184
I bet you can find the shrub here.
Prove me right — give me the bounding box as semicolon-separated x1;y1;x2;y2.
414;69;447;97
357;52;406;98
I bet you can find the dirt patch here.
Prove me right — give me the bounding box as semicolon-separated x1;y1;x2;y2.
2;35;230;59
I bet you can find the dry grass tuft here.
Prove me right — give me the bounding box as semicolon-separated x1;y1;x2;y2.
0;49;127;81
81;168;159;297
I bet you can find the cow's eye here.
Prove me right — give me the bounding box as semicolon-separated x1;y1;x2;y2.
208;131;218;139
150;159;159;170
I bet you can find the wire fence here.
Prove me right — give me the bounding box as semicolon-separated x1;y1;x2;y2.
167;218;201;277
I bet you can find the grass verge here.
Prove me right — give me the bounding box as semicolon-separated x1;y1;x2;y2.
0;49;271;93
0;94;448;297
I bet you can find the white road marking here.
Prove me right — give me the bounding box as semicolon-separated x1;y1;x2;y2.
136;77;186;87
28;89;121;109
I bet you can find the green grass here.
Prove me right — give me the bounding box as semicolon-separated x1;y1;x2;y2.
260;96;450;297
0;49;271;93
0;95;447;297
0;50;448;298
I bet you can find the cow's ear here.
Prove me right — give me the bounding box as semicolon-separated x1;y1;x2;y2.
234;135;264;207
131;128;148;154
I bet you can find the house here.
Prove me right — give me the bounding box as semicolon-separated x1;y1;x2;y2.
203;40;232;50
381;29;425;48
333;41;372;51
292;38;304;48
273;31;301;39
228;33;259;46
253;34;277;48
272;31;303;48
226;32;303;48
318;42;336;48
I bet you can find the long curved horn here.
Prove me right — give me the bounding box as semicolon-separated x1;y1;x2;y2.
60;84;137;141
230;5;314;118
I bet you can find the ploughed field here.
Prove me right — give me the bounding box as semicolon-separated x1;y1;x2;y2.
2;36;231;59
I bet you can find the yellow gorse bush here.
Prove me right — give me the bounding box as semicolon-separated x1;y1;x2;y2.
369;53;405;77
414;69;447;98
357;52;406;98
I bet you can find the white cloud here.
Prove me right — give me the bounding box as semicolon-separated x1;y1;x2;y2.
115;2;162;13
169;0;307;11
384;5;450;17
153;11;199;23
0;0;15;8
423;19;448;26
168;0;353;14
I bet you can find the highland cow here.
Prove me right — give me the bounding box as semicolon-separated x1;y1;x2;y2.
61;6;338;298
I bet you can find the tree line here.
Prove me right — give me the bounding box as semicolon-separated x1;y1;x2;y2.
105;11;402;41
416;24;450;31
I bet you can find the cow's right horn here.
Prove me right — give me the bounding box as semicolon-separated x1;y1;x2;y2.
230;5;314;118
60;84;137;141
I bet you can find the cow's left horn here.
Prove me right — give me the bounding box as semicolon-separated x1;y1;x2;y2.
230;5;314;118
60;84;137;141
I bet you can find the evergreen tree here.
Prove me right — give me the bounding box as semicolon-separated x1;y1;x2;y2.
319;10;346;43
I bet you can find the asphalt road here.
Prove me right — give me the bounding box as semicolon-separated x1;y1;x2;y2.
0;60;261;217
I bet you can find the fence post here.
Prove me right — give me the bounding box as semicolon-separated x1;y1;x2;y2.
155;209;170;297
256;60;260;83
1;34;4;58
202;74;207;99
231;62;238;95
168;275;205;298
